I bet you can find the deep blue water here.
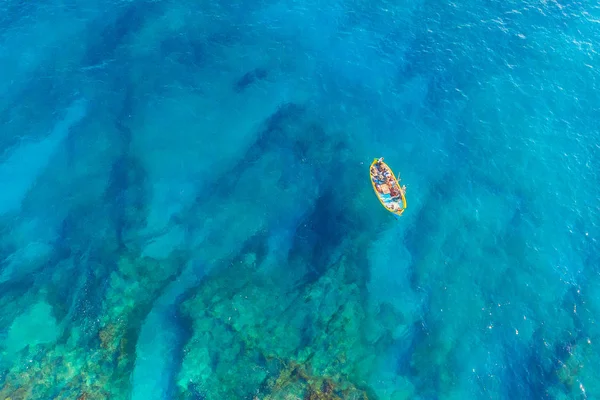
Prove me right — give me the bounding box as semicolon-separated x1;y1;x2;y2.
0;0;599;399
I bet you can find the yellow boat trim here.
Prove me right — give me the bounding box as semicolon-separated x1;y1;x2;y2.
370;158;407;217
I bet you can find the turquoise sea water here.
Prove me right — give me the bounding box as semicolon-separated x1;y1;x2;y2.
1;0;599;399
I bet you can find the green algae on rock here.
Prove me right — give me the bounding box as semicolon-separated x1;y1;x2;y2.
0;251;188;400
176;251;385;399
261;359;368;400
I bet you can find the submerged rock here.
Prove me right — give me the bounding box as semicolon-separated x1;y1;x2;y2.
0;249;188;400
176;251;380;399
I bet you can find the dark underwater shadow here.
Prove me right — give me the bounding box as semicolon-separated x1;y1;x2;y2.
82;1;161;68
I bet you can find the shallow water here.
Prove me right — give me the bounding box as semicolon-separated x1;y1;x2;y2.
0;0;599;399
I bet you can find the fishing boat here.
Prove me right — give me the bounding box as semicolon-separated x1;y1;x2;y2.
369;157;407;217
